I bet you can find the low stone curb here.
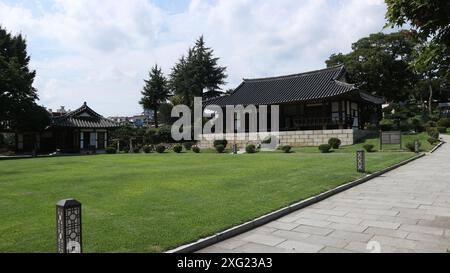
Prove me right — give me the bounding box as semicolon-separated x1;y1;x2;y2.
429;140;445;154
166;152;426;253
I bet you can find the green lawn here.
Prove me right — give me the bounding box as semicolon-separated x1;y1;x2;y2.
291;132;434;153
0;147;415;253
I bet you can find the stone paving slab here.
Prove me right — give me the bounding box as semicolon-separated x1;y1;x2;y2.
199;136;450;253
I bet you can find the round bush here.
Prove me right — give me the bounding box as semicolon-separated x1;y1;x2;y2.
281;145;292;153
245;144;256;154
438;118;450;128
427;127;440;139
428;137;439;145
437;127;447;133
143;145;153;154
192;146;200;153
133;147;141;153
215;144;225;153
105;147;116;154
319;144;332;153
405;141;420;152
155;145;166;153
363;144;375;153
213;139;228;148
173;144;183;153
379;119;394;131
425;121;437;128
183;142;195;150
328;138;342;149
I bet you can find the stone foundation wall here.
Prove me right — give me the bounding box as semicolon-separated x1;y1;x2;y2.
198;129;369;148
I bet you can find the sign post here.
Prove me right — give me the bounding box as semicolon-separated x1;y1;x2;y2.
357;150;365;173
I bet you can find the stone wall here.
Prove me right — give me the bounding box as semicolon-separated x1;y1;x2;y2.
198;129;370;148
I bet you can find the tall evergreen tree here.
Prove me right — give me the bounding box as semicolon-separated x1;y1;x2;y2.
139;64;170;128
170;36;227;107
0;26;42;131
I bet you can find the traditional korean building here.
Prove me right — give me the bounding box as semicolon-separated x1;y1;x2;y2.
201;65;384;147
16;102;119;153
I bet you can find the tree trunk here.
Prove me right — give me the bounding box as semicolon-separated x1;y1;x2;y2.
154;106;158;128
428;82;433;116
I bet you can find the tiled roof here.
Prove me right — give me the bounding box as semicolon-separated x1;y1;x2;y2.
204;66;384;106
50;102;119;129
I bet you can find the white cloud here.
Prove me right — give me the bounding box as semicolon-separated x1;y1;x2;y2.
0;0;390;116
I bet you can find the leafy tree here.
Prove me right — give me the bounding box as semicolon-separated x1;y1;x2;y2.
170;36;227;107
139;64;170;128
385;0;450;80
0;26;40;131
326;31;418;102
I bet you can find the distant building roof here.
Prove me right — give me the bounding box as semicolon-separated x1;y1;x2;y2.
50;102;119;129
204;65;384;106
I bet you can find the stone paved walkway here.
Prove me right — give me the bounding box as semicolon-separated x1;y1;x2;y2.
199;135;450;253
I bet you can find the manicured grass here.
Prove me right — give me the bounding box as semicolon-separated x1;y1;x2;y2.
0;149;414;253
291;132;434;153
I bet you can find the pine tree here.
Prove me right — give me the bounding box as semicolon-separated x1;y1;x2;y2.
139;65;170;128
169;36;227;107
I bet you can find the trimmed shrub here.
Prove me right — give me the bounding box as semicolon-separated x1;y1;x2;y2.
379;119;394;131
213;139;228;148
143;145;154;153
155;145;166;153
105;147;116;154
319;144;332;153
427;127;440;139
437;118;450;128
428;137;439;145
173;144;183;153
192;146;200;153
425;121;437;128
405;141;420;152
133;146;141;153
183;142;195;150
328;138;342;149
215;144;225;153
281;145;292;153
437;127;447;133
245;144;256;154
363;144;375;153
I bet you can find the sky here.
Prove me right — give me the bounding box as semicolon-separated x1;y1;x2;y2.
0;0;391;116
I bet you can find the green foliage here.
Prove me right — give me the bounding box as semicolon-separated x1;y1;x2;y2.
437;127;447;133
385;0;450;80
169;36;227;107
143;145;154;154
183;142;195;150
326;31;417;101
438;118;450;128
428;137;439;145
363;144;375;153
281;145;292;153
319;144;332;153
215;144;225;153
328;138;342;149
192;146;200;153
140;64;170;128
155;145;166;153
261;136;272;144
426;127;440;139
405;141;420;152
0;27;40;131
380;119;395;131
245;144;256;154
105;147;116;154
173;144;183;153
213;139;228;148
133;146;141;153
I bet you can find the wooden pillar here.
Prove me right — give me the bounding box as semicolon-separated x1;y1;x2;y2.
80;131;84;150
